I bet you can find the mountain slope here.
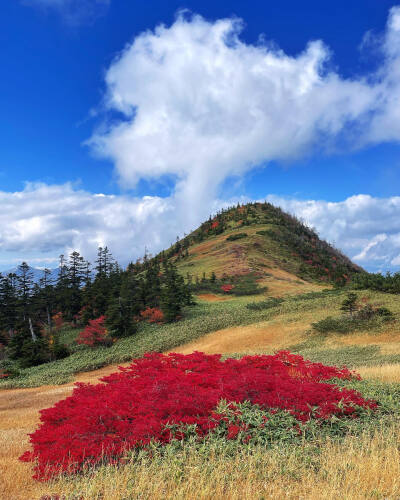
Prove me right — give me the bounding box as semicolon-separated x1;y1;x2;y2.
161;202;362;294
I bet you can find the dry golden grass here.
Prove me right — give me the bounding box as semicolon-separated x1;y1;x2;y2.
37;422;400;500
0;363;130;500
169;319;308;355
357;363;400;383
196;293;232;302
2;286;400;499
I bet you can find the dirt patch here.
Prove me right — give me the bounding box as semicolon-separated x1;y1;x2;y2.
169;321;309;355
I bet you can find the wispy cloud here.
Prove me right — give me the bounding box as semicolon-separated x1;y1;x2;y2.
23;0;110;26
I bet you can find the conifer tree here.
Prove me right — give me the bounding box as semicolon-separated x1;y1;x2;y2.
341;293;358;317
0;273;19;339
106;273;139;338
160;262;192;322
67;251;86;322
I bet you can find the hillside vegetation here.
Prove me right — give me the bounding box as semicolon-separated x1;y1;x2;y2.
2;201;400;499
162;202;362;286
2;288;400;499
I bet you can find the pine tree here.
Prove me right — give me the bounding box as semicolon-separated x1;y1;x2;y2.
0;273;19;340
340;293;358;317
160;262;191;322
67;251;86;323
16;262;34;322
105;273;139;338
56;254;69;315
36;268;54;332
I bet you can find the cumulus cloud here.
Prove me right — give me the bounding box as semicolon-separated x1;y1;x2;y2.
0;183;172;269
6;8;400;273
0;184;399;273
89;8;400;215
23;0;110;25
266;194;400;272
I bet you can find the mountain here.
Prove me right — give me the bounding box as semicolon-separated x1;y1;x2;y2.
1;266;60;284
161;202;363;295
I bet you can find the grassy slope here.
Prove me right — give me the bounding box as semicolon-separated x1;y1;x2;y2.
3;288;400;388
176;224;327;295
1;201;364;388
2;289;400;498
171;201;361;286
3;202;400;498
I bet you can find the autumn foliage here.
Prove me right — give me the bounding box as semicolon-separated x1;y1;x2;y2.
76;316;110;347
51;312;63;330
20;351;376;480
139;307;165;323
221;284;234;293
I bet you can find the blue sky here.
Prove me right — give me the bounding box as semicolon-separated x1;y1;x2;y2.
1;0;400;271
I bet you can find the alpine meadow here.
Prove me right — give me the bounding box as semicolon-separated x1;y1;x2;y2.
2;2;400;500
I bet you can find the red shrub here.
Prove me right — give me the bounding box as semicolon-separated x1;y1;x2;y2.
221;284;234;293
140;307;164;323
76;316;109;347
211;221;219;229
21;351;376;481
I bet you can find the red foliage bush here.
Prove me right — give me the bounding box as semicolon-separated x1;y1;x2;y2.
76;316;109;347
211;221;219;229
221;284;234;293
20;351;376;481
140;307;164;323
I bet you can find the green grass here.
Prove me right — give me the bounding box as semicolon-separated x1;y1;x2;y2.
2;288;400;389
0;297;280;388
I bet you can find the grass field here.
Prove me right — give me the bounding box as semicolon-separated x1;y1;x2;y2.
2;288;400;388
2;288;400;498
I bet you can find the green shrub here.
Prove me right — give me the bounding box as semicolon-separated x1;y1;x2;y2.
246;297;284;311
226;233;248;241
311;316;354;334
0;359;20;378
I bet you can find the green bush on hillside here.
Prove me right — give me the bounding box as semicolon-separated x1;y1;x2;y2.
226;233;248;242
246;297;284;310
312;293;395;334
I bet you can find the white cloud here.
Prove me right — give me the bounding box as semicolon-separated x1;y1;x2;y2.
0;183;173;269
6;8;400;274
89;8;400;217
266;194;400;272
0;185;399;273
23;0;110;25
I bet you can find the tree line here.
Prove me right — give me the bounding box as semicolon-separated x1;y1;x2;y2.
0;247;192;370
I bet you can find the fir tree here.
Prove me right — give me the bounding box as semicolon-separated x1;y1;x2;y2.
0;273;19;339
160;262;191;322
341;293;358;317
106;273;139;338
67;251;86;322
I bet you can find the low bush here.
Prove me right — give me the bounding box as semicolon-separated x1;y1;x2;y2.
312;316;354;334
226;233;248;241
21;351;375;480
76;316;112;348
0;358;20;378
140;307;165;323
312;298;395;334
246;297;284;311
